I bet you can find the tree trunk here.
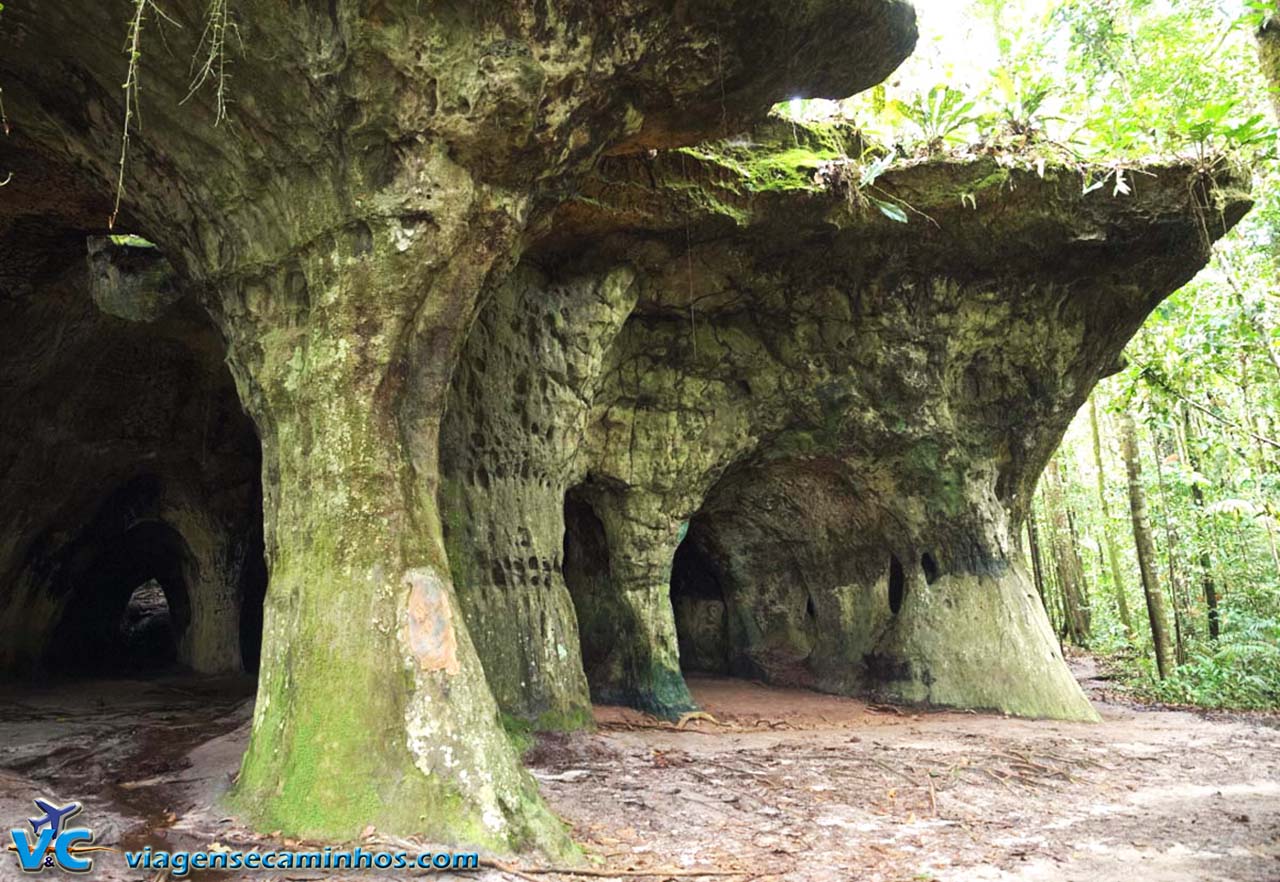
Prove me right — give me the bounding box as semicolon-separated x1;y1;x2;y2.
1149;427;1188;664
1234;346;1280;575
1030;490;1064;637
1045;458;1090;646
1182;405;1220;640
1119;412;1174;680
1090;397;1136;637
1027;507;1049;614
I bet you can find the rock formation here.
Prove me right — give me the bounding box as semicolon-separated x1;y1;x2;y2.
0;0;1248;853
445;121;1249;724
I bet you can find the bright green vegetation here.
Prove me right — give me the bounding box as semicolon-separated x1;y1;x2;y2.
107;233;156;248
731;0;1280;714
704;0;1277;237
678;118;860;194
894;0;1280;712
1039;231;1280;710
785;0;1275;165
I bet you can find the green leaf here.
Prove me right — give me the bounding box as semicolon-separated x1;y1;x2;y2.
871;197;909;223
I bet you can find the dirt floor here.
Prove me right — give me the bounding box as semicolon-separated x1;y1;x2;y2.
0;661;1276;881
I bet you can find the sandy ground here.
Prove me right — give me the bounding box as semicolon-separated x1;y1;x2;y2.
0;662;1276;881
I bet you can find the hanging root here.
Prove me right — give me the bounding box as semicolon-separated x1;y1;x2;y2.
183;0;239;125
111;0;235;229
111;0;179;229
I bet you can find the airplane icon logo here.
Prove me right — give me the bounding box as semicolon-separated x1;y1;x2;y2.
27;800;81;837
8;797;101;873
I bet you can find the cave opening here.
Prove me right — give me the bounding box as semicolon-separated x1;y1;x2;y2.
33;487;270;680
238;527;269;674
888;554;906;615
0;228;270;684
670;528;731;676
562;485;615;689
921;552;940;585
120;580;178;672
45;519;196;677
32;482;270;680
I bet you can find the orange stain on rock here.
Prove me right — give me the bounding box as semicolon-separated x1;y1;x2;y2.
404;568;460;675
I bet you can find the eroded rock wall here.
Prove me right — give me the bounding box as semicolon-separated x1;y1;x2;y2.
0;0;1252;853
440;264;637;725
1;0;920;847
447;128;1249;722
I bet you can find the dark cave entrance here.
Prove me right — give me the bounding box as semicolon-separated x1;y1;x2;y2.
0;228;270;682
562;486;614;686
238;528;269;674
888;553;906;615
120;580;178;670
46;520;194;676
35;484;270;679
670;528;732;676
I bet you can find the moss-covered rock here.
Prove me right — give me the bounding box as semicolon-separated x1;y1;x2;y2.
0;0;925;852
0;0;1255;857
449;129;1248;723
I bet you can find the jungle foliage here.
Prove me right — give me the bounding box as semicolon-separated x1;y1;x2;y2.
1030;0;1280;711
785;0;1280;710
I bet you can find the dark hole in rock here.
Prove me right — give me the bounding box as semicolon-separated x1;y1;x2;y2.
888;553;905;615
921;552;940;585
25;461;271;678
670;530;730;675
0;233;270;682
351;220;374;255
44;520;194;676
562;486;615;681
806;594;817;620
33;490;268;678
119;580;178;671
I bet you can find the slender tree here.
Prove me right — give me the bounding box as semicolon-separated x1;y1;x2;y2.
1090;396;1136;638
1031;491;1063;636
1045;458;1091;645
1182;405;1221;640
1236;349;1280;574
1027;508;1049;611
1150;427;1189;664
1120;411;1174;679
